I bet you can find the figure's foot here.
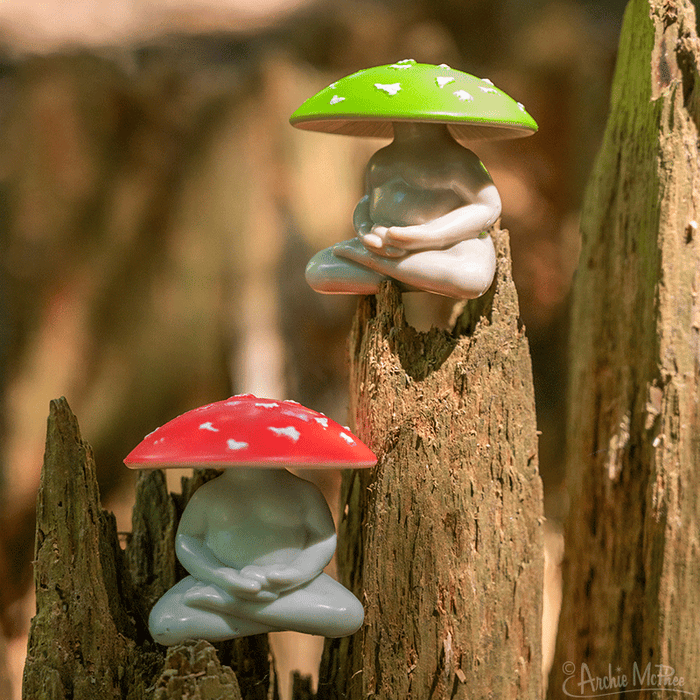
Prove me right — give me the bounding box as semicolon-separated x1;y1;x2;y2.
306;244;389;294
184;580;277;608
332;239;421;292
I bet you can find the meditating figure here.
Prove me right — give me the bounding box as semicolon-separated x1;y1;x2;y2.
124;395;375;645
149;467;364;645
305;122;501;298
290;60;538;299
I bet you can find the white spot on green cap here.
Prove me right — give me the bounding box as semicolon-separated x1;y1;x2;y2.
454;90;473;102
330;95;345;105
375;83;401;96
390;59;415;69
436;76;455;88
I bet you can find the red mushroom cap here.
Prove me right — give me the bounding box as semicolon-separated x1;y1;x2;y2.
124;395;377;470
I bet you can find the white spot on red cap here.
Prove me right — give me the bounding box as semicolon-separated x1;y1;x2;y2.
227;439;248;451
255;402;279;409
194;401;218;412
283;408;310;422
339;432;356;445
314;416;329;428
199;422;219;432
268;426;300;442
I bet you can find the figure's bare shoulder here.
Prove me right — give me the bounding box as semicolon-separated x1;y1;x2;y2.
441;143;491;177
439;144;497;200
365;143;396;179
178;480;217;535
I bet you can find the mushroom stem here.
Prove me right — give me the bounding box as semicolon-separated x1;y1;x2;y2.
391;121;451;143
219;466;287;483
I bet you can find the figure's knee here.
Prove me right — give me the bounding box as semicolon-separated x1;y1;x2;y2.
446;241;496;299
457;264;496;298
305;245;385;295
148;576;210;646
324;592;365;638
148;587;274;645
149;595;190;646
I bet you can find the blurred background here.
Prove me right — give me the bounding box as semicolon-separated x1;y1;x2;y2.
0;0;628;696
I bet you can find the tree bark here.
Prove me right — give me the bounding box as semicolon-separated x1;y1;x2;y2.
319;229;544;699
22;397;277;700
550;0;700;694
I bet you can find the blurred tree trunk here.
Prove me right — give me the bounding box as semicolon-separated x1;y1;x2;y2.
550;0;700;694
319;230;544;700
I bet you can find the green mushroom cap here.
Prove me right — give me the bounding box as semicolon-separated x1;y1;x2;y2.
290;59;537;143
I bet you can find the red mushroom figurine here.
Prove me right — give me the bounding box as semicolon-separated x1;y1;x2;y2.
124;395;376;645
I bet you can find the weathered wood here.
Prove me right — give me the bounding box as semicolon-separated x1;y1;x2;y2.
153;640;242;700
22;398;277;699
319;229;544;699
550;0;700;694
22;397;150;699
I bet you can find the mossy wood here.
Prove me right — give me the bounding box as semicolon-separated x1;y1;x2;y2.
22;397;277;700
550;0;700;693
319;230;544;699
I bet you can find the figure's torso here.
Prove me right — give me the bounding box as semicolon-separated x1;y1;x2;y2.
366;139;478;227
369;174;463;227
186;473;309;569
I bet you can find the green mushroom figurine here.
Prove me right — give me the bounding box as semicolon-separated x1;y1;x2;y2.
290;59;537;299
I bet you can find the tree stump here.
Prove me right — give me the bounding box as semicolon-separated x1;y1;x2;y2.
319;229;544;699
22;397;277;699
550;0;700;694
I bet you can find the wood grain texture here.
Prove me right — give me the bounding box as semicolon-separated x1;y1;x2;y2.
550;0;700;693
319;229;544;700
22;397;150;699
22;398;277;700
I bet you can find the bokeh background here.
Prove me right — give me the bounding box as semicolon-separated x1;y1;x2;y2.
0;0;629;696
